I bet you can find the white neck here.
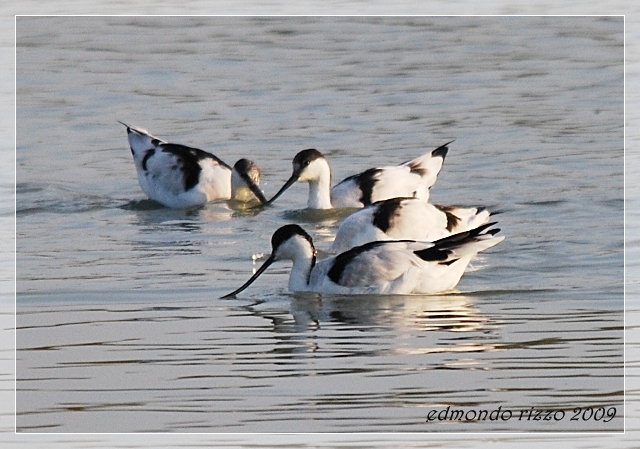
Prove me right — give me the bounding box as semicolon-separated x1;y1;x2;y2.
298;158;333;209
288;255;315;292
279;236;316;291
307;177;333;209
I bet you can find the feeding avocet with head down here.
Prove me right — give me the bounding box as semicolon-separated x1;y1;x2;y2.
329;197;492;253
261;142;452;209
222;222;503;297
120;122;268;208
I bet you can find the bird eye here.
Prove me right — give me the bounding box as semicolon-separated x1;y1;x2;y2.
304;160;311;167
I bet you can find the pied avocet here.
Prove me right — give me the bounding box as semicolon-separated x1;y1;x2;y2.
329;197;492;253
120;122;267;208
222;222;503;297
261;142;451;209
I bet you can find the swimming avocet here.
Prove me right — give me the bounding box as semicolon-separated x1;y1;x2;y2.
120;122;268;208
261;142;451;209
222;222;503;297
329;197;491;253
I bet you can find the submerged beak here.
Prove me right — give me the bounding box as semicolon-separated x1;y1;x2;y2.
244;177;269;205
220;254;276;298
260;173;300;207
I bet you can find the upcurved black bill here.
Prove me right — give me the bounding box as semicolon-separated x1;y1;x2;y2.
245;177;269;204
252;173;299;208
220;255;275;298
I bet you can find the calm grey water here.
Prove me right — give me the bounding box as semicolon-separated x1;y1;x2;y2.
15;16;623;433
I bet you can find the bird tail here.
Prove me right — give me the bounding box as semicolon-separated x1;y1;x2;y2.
401;140;453;190
414;222;504;263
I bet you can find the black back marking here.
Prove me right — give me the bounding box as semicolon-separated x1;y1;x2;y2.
406;158;429;176
160;143;231;191
327;239;398;284
408;165;428;176
372;197;411;233
141;149;155;172
434;204;461;231
328;221;501;284
337;167;382;206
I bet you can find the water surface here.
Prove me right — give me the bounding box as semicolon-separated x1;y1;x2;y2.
15;16;623;433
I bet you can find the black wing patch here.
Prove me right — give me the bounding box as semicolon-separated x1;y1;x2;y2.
141;149;155;172
372;197;412;233
412;245;452;263
413;222;499;264
336;167;382;206
159;143;231;191
327;240;387;284
434;204;461;231
327;239;415;284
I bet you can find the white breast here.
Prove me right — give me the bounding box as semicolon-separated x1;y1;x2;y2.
329;198;491;253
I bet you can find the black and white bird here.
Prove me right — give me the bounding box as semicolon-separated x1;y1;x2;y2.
328;197;492;253
261;142;451;209
222;222;503;297
120;122;268;208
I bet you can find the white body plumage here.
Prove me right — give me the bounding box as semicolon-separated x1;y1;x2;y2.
222;223;504;297
329;197;492;253
263;142;452;210
121;122;266;208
